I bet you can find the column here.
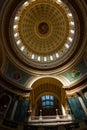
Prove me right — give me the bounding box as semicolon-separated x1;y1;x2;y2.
56;109;59;119
10;100;18;120
78;96;87;115
61;105;66;116
39;110;42;120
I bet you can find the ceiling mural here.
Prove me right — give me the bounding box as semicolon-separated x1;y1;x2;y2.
4;62;31;85
63;59;87;82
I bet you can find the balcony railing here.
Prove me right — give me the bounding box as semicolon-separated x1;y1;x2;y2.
28;114;73;125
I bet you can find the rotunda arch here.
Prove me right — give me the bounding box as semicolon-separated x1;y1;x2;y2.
29;77;67;116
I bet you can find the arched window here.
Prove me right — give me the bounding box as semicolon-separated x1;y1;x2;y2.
40;95;58;116
36;95;62;116
41;95;54;108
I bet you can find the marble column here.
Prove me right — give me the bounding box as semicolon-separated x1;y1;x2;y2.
10;100;18;120
78;96;87;115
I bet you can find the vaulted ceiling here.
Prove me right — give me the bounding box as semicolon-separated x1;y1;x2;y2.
0;0;87;97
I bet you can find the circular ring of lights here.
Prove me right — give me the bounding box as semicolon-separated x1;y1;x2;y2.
9;0;79;69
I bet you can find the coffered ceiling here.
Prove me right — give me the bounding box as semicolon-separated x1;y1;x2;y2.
0;0;87;97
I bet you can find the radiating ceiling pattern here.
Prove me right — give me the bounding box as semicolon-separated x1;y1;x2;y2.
9;0;79;69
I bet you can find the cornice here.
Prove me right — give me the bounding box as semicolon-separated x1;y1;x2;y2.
0;75;31;97
65;77;87;96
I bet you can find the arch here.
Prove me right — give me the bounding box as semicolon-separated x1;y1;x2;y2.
30;77;67;116
28;76;63;88
27;75;71;90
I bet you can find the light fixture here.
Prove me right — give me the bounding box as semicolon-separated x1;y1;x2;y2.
38;56;40;61
14;33;19;38
56;0;62;3
20;46;25;51
13;25;18;30
70;29;75;34
23;1;29;7
16;40;21;45
31;54;35;59
50;56;53;61
15;16;19;21
70;21;75;26
44;57;47;61
68;37;73;42
65;44;69;49
68;13;72;17
56;53;59;58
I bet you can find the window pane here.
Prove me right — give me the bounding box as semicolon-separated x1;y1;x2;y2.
50;96;54;100
42;102;45;106
41;95;54;108
45;101;49;105
46;95;49;99
50;101;54;105
41;96;45;101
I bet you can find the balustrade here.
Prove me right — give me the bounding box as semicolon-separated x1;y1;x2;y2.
28;114;73;126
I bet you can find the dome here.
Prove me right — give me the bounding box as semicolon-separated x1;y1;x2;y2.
0;0;87;129
9;0;79;69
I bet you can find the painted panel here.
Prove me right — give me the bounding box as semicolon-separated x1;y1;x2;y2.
4;63;31;85
63;59;87;82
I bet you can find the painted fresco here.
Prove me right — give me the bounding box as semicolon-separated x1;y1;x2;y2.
4;63;31;85
63;59;87;82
